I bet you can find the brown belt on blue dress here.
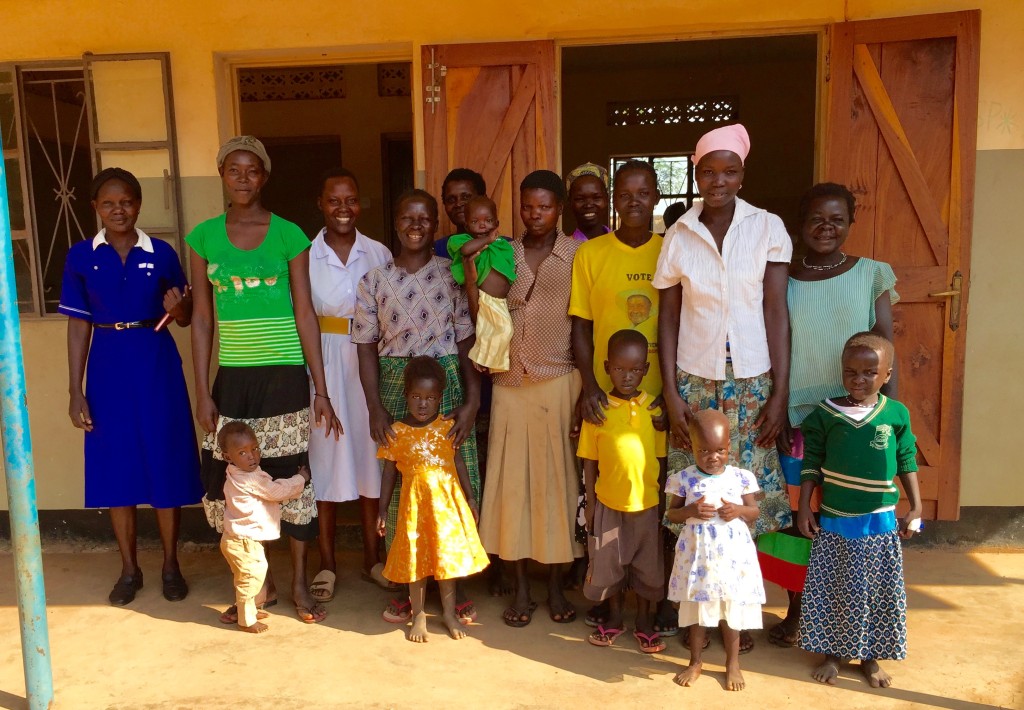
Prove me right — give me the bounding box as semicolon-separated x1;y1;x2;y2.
93;320;160;330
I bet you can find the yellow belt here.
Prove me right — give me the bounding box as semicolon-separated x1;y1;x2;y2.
318;316;352;335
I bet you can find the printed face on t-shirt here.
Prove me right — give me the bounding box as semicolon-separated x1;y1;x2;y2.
626;294;653;326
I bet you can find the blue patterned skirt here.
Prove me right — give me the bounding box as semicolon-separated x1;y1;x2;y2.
798;529;908;660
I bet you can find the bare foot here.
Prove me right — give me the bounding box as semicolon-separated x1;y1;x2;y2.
725;664;746;691
813;657;841;685
861;659;892;688
673;662;702;687
407;611;429;643
443;612;468;640
238;621;268;634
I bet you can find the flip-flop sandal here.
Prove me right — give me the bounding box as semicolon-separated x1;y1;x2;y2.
219;599;277;625
634;630;667;654
739;633;755;655
455;600;478;624
768;622;799;648
549;604;577;624
295;602;327;624
362;562;400;592
652;610;680;638
309;570;336;603
382;598;412;624
587;625;626;647
584;602;610;628
503;601;538;628
221;606;270;623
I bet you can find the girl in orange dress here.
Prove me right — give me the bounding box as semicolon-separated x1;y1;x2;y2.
377;356;489;642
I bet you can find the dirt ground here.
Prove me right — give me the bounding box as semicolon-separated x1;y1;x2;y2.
0;545;1021;709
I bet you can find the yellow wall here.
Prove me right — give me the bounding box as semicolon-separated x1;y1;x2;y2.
1;0;1022;509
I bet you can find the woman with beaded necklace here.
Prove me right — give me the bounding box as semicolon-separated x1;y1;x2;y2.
763;181;899;648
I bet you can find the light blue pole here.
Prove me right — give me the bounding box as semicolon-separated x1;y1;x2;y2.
0;124;54;709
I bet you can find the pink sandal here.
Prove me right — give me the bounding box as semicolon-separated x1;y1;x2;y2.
455;600;478;624
634;630;666;653
588;625;626;647
382;598;412;624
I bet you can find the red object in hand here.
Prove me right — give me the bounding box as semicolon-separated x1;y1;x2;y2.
155;285;190;331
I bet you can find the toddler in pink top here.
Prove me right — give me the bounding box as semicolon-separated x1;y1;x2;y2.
218;421;309;633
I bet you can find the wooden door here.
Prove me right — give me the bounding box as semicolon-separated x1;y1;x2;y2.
824;11;979;520
422;41;556;237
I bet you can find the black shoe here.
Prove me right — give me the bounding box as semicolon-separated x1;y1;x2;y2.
161;570;189;602
109;571;143;606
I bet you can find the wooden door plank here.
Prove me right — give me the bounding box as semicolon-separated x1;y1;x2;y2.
890;267;946;300
905;403;940;467
935;10;980;519
847;12;962;44
480;64;537;198
534;41;558;172
441;41;545;68
455;66;511;176
853;45;948;264
510;64;535;237
826;27;880;257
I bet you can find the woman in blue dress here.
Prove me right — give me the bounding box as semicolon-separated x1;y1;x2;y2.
60;167;203;606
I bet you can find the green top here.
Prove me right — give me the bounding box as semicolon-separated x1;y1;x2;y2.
185;213;310;367
788;258;898;426
800;396;918;518
446;234;517;286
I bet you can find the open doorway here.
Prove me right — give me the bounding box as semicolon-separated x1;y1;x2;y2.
236;61;414;250
561;35;818;233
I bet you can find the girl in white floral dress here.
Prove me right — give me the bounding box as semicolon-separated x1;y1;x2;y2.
665;409;765;692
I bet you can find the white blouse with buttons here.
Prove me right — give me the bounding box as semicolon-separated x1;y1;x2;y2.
652;197;792;381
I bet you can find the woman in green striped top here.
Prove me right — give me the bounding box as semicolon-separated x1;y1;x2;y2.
189;136;342;625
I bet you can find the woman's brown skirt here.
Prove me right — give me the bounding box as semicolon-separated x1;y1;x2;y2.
479;370;583;564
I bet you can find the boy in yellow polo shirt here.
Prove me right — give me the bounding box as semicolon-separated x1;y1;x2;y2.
580;330;667;654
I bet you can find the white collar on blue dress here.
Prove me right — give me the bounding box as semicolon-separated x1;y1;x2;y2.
92;228;155;253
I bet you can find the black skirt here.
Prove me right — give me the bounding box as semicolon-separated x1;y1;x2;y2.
201;364;317;541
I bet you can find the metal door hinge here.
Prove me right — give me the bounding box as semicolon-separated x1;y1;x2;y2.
425;47;446;113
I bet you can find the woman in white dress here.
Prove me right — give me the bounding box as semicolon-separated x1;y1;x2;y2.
307;168;395;602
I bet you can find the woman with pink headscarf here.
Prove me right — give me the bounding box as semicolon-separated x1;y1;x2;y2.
653;124;791;652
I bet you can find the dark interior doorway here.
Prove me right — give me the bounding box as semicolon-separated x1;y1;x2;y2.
260;135;342;237
237;61;414;250
561;35;818;233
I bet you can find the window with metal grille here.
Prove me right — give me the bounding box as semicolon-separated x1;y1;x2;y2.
1;54;183;317
607;96;738;127
238;66;347;102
